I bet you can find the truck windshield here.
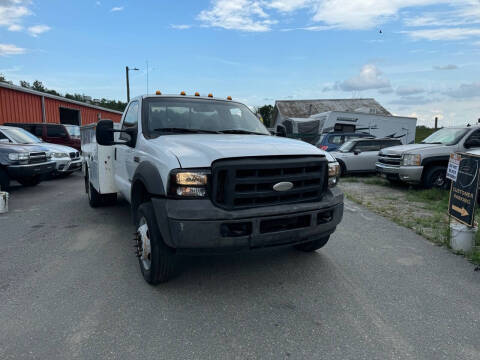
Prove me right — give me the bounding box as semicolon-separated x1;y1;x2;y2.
143;98;270;136
338;140;356;152
2;127;42;144
421;128;469;145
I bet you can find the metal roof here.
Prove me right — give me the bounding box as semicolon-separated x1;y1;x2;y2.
274;98;391;118
0;82;123;115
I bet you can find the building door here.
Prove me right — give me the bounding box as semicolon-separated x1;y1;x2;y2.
59;107;80;125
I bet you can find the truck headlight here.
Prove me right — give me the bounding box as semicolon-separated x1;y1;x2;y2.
8;152;29;161
328;162;340;187
168;169;210;197
402;154;421;166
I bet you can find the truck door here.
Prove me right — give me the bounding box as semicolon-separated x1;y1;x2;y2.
114;101;139;201
349;140;382;171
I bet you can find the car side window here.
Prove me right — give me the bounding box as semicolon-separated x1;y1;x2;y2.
47;125;68;138
354;140;378;152
381;140;401;149
0;131;9;141
329;135;344;145
120;101;139;141
34;125;43;137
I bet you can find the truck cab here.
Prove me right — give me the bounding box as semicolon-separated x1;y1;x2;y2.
83;93;344;284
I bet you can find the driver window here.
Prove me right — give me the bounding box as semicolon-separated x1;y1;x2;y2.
0;131;10;141
466;130;480;148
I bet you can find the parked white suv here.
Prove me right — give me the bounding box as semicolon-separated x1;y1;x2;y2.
83;94;344;284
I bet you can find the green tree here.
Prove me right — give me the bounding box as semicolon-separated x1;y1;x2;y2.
257;104;274;127
20;80;31;88
31;80;46;92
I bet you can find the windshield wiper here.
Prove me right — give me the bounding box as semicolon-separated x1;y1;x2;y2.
219;129;266;135
153;128;220;134
420;141;443;144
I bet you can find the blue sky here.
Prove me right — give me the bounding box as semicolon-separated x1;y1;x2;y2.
1;0;480;126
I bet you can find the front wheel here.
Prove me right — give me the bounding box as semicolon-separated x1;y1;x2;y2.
294;236;330;252
422;166;449;189
17;176;41;187
135;202;176;284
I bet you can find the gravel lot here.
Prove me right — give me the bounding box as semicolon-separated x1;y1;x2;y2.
1;173;480;360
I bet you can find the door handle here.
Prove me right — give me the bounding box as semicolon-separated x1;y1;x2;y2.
114;148;117;160
134;156;140;163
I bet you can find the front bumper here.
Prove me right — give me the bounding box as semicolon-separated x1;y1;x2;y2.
375;163;423;183
7;161;56;179
151;187;344;252
54;158;82;173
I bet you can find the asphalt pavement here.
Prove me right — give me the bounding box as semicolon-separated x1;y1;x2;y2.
1;173;479;360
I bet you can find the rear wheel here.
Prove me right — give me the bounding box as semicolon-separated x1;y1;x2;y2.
0;167;10;191
85;169;117;207
17;176;41;187
294;236;330;252
422;165;449;189
135;202;176;284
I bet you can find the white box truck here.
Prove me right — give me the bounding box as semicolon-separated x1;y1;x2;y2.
82;93;343;285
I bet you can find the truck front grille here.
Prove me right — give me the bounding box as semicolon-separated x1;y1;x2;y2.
378;153;402;166
29;152;47;164
211;156;328;210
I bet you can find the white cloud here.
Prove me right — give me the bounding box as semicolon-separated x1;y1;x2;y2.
96;1;101;5
171;24;191;30
444;82;480;98
198;0;276;31
28;24;51;37
110;6;124;12
402;27;480;41
338;64;391;91
266;0;310;13
0;43;26;56
8;23;23;31
396;86;425;96
433;64;458;70
0;0;31;30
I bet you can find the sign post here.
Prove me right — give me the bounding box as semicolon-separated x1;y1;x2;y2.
448;153;480;227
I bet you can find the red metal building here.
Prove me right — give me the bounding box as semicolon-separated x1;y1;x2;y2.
0;82;123;126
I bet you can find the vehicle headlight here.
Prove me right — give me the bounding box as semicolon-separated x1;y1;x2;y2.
168;169;210;197
8;152;29;161
402;154;421;166
51;152;68;158
328;161;340;187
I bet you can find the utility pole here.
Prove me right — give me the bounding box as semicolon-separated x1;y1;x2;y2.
435;116;438;129
125;66;139;102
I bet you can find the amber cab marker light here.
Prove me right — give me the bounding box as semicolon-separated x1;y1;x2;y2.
155;90;162;95
208;93;213;98
195;92;200;96
180;91;186;95
227;96;232;100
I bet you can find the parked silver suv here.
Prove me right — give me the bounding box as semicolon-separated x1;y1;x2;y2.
376;125;480;188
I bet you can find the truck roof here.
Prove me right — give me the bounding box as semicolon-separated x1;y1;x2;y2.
133;94;243;105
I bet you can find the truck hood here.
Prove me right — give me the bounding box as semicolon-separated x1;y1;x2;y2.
380;143;445;155
0;143;51;153
151;134;326;168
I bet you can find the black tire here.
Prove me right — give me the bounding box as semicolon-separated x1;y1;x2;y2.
0;167;10;191
17;176;41;187
294;236;330;252
136;202;176;284
422;165;449;189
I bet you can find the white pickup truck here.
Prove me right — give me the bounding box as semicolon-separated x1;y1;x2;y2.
82;93;343;284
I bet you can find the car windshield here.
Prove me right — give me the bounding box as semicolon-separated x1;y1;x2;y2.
338;140;356;152
143;98;270;136
421;128;469;145
65;125;80;138
2;127;42;144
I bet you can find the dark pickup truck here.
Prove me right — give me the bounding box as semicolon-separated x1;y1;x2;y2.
0;141;55;190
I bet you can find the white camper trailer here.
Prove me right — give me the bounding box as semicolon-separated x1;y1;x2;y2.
277;111;417;145
311;111;417;144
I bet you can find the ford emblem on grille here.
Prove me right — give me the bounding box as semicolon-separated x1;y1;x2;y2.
273;181;293;192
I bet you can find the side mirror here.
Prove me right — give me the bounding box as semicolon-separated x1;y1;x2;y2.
276;125;287;137
353;150;361;155
96;120;114;145
0;138;10;143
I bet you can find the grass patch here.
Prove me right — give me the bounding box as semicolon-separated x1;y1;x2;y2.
341;177;360;183
363;177;389;186
415;126;437;143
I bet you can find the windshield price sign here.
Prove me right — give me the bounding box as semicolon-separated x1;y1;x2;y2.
448;153;480;226
446;153;461;181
